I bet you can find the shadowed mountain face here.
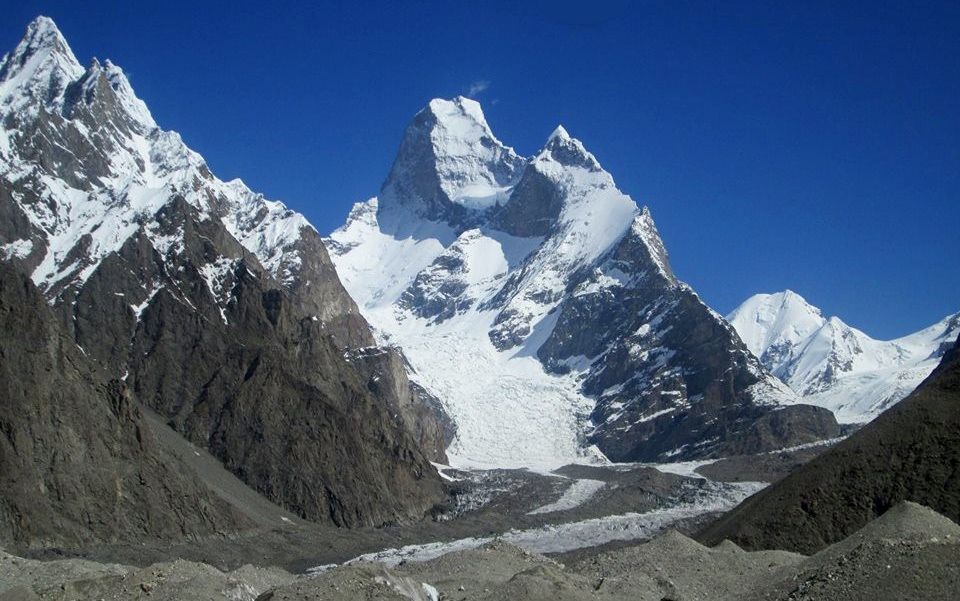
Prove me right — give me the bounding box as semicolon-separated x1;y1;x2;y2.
0;261;252;550
697;334;960;554
0;17;446;530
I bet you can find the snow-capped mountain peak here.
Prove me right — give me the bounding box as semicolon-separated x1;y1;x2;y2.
329;97;836;468
727;290;825;360
99;58;157;130
380;96;524;222
0;17;341;339
535;124;602;172
0;16;84;115
728;290;960;422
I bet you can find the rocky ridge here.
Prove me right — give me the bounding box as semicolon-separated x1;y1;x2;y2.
0;261;250;550
697;332;960;554
0;16;446;531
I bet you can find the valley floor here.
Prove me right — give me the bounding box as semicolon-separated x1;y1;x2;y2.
2;443;840;600
4;500;958;601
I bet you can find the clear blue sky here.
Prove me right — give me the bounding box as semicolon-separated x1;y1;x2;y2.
5;1;958;338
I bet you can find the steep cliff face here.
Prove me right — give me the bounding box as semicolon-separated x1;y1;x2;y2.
328;97;838;467
0;17;446;526
0;261;252;550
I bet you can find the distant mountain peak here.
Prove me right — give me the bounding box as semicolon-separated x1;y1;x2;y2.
727;290;825;358
728;290;960;422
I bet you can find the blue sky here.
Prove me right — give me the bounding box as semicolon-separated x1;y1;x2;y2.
4;1;958;338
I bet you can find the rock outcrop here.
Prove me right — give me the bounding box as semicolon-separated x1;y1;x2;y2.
0;261;251;550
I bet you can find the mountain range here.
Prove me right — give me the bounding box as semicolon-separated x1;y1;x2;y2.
1;15;952;552
728;290;959;423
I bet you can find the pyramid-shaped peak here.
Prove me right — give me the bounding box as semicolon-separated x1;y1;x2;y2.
1;15;84;100
8;16;79;68
548;124;570;142
766;290;824;318
536;123;602;172
24;16;66;46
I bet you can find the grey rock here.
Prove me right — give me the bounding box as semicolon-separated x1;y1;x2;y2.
0;261;252;551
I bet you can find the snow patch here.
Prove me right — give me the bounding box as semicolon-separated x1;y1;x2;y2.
307;481;763;571
527;479;605;515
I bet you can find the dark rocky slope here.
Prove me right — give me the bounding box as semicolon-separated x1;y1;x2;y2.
698;334;960;554
536;216;840;461
0;261;251;550
0;16;447;529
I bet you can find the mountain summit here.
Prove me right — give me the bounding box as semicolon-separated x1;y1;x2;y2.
380;96;524;223
328;98;838;467
728;290;960;422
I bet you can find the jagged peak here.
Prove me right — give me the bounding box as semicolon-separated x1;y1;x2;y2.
19;16;73;59
630;206;675;282
535;124;602;172
0;16;84;100
100;58;156;129
0;17;156;130
547;124;570;142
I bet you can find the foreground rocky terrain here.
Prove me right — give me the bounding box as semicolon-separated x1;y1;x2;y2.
17;460;747;574
2;501;956;600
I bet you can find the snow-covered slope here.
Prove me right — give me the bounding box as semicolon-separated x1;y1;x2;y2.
328;98;838;468
728;291;960;422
